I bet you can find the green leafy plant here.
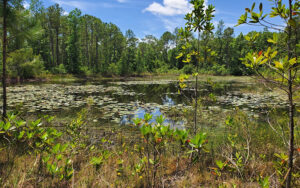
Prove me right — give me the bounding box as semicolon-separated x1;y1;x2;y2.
90;150;111;171
0;114;74;182
258;176;270;188
176;0;215;134
211;160;228;177
237;0;300;186
134;114;185;187
188;132;208;162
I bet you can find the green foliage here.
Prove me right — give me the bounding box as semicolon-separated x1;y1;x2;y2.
188;132;208;162
52;64;67;74
174;129;189;145
211;160;228;177
273;152;300;186
177;0;215;66
66;9;81;74
107;63;120;76
273;153;289;185
7;48;45;79
134;114;192;186
258;176;270;188
237;2;300;185
4;0;292;77
133;113;209;186
79;65;93;76
176;0;216;134
189;132;207;149
66;108;89;151
90;150;111;171
211;64;230;75
182;64;195;74
0;114;73;181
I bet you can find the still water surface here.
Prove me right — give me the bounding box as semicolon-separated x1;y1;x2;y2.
1;77;288;130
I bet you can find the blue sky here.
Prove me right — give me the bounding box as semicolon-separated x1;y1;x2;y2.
26;0;286;38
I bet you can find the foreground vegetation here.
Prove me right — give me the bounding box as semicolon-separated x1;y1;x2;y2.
0;104;299;187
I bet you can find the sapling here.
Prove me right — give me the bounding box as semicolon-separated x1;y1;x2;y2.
237;0;299;186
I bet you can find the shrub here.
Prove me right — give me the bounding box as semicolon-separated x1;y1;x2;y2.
20;56;45;79
7;48;45;79
52;64;67;74
155;64;169;73
182;64;195;74
211;64;230;75
79;65;93;76
107;63;119;76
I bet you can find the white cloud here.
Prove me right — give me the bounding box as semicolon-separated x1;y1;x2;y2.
52;0;115;10
23;1;30;9
144;0;208;32
63;11;69;16
161;16;185;31
117;0;127;3
144;0;192;16
52;0;90;9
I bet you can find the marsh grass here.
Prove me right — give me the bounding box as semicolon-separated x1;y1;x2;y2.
0;106;299;187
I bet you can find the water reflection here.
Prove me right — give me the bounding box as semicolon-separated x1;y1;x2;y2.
120;106;185;130
162;96;175;106
2;78;288;128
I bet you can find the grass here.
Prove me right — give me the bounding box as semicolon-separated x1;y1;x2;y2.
0;106;299;187
16;72;254;84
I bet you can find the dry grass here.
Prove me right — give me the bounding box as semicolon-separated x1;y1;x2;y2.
0;108;299;188
0;146;299;188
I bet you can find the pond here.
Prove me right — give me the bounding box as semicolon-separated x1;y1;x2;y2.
0;76;289;131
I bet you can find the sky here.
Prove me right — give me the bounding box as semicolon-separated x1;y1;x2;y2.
26;0;286;39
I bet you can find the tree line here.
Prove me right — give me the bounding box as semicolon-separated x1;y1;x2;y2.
0;0;292;79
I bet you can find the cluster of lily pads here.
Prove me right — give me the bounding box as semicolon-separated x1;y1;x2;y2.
2;84;125;113
0;79;292;128
0;83;190;127
217;91;288;110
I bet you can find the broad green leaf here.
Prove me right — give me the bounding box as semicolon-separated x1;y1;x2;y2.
273;33;278;43
3;122;11;131
27;132;34;139
274;61;283;70
251;3;256;11
260;58;268;65
270;51;278;59
216;160;225;169
16;120;26;128
245;36;251;41
267;39;276;44
53;143;61;154
289;58;297;65
42;155;51;163
183;58;191;63
259;3;263;12
18;131;25;140
149;159;154;165
176;53;183;59
41;133;48;140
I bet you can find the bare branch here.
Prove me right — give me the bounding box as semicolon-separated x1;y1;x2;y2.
261;19;286;28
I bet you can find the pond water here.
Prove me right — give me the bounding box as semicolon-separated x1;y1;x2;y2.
0;76;289;130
